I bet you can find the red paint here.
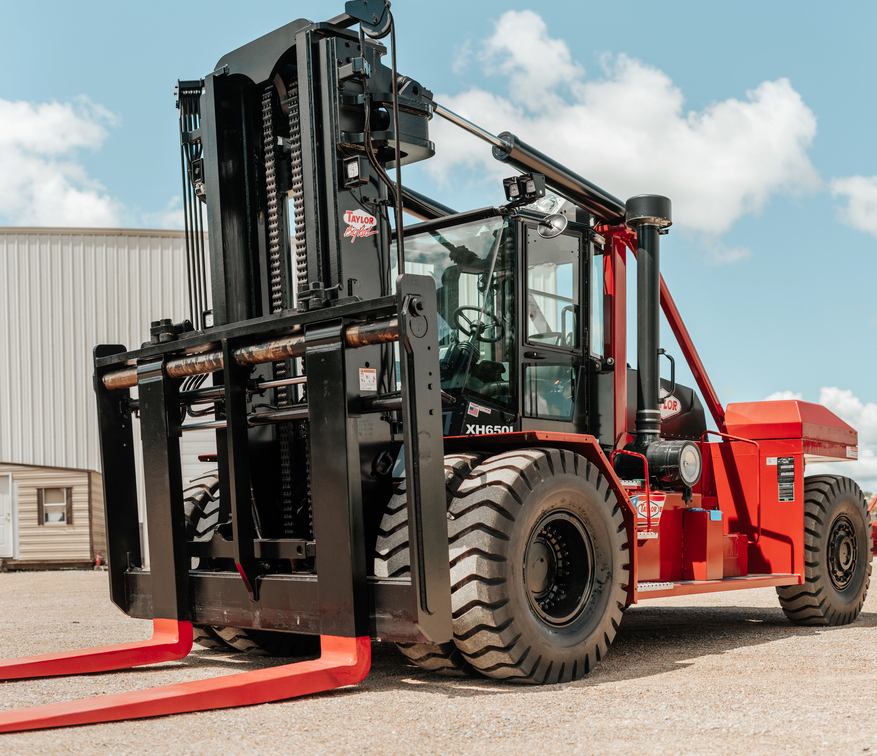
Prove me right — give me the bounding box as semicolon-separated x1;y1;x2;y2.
723;533;748;577
725;400;856;450
700;437;805;578
0;635;370;733
682;509;723;580
701;430;762;544
0;618;192;681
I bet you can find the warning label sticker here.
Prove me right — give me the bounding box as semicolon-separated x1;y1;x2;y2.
467;402;491;418
777;456;795;502
359;368;377;392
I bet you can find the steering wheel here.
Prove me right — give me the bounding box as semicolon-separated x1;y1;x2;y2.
453;306;504;343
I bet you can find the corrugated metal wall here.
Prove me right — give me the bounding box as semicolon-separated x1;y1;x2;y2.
0;228;216;560
0;227;196;471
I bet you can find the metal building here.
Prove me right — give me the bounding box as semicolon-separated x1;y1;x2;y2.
0;227;213;568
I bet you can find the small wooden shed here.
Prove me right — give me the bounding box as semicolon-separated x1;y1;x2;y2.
0;463;106;569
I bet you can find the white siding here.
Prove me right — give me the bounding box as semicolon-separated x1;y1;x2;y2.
90;470;107;558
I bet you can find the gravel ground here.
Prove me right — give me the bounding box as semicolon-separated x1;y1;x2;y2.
0;570;875;755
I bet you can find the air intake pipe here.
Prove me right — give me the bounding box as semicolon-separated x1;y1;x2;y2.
621;195;702;489
628;195;671;445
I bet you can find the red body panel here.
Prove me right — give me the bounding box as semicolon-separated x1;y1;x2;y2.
723;533;748;577
725;400;857;449
683;509;724;580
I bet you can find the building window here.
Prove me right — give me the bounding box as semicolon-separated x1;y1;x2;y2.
37;488;72;526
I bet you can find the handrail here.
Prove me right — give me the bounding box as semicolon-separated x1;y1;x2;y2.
611;449;653;532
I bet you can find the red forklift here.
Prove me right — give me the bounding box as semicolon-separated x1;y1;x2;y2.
0;1;869;731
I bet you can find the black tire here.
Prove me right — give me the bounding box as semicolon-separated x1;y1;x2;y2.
183;473;229;651
374;453;483;677
777;475;872;626
184;472;317;656
192;625;228;650
211;626;320;657
449;448;629;683
184;472;222;544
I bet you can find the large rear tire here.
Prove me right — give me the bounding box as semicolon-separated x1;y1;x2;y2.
777;475;871;626
449;448;630;683
374;453;483;676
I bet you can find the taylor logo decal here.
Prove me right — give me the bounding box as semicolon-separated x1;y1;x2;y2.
659;388;681;421
631;492;667;523
343;210;378;242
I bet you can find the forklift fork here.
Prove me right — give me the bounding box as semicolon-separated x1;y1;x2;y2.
0;618;192;681
0;625;369;733
0;278;443;734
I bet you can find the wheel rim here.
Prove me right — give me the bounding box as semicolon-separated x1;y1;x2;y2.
828;514;858;591
524;511;594;627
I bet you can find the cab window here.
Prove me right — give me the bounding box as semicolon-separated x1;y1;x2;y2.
526;230;580;349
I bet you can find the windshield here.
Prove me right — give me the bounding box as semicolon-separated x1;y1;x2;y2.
393;217;516;410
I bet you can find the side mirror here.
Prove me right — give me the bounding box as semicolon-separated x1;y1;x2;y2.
536;213;568;239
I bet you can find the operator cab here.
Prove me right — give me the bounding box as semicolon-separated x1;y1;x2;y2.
392;203;594;438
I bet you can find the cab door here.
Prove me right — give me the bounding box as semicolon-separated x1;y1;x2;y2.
520;223;587;432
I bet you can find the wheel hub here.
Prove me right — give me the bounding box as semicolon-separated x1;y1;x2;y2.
524;511;594;627
828;515;858;590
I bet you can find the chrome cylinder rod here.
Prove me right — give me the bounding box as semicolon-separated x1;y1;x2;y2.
102;317;399;392
432;103;508;149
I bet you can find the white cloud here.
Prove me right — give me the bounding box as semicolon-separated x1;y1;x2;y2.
481;10;585;109
0;97;123;227
706;244;753;266
140;196;185;230
764;390;803;401
830;175;877;237
452;40;473;75
429;11;820;238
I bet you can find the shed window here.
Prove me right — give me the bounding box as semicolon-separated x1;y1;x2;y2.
37;488;72;526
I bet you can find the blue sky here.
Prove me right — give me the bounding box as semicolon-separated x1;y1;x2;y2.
3;1;877;484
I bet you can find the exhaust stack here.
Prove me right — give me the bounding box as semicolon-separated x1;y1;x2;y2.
627;195;672;446
622;196;702;489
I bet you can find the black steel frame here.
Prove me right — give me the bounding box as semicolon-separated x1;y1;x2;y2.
94;278;450;644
